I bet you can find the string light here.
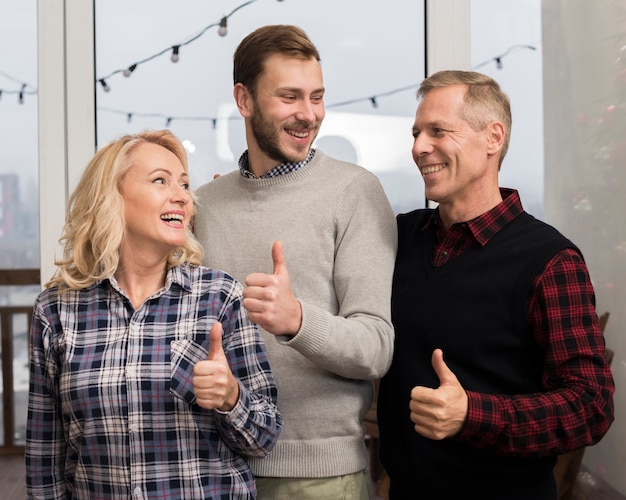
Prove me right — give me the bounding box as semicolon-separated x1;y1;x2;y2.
98;106;244;127
0;69;37;102
0;5;539;109
99;78;111;92
171;46;180;63
96;82;420;128
472;44;536;70
123;63;137;77
0;33;538;109
327;84;419;109
218;17;228;37
96;0;259;91
94;36;539;127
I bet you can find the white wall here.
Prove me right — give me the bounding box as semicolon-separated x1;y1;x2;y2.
543;0;626;493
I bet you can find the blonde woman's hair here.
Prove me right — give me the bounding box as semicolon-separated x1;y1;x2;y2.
417;70;512;168
46;129;204;290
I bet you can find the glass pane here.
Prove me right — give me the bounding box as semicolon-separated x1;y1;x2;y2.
471;0;544;217
0;0;39;449
0;0;40;268
95;0;426;214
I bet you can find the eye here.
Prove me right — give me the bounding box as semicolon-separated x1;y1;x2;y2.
181;182;190;190
153;177;166;185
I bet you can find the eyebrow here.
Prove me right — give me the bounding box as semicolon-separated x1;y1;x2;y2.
416;119;450;130
276;86;325;94
149;168;189;179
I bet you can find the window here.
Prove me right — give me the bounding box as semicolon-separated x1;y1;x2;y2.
95;0;426;214
0;0;39;449
470;0;544;217
0;0;39;270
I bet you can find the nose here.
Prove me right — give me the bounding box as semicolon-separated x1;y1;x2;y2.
172;184;192;205
412;133;432;163
295;98;320;123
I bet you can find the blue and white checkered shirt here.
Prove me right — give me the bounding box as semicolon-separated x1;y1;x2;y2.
26;264;282;499
238;149;316;179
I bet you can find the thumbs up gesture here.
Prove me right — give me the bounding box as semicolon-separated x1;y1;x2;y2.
193;322;240;411
409;349;468;440
243;240;302;336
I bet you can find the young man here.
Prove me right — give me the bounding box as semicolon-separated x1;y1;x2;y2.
377;70;615;500
194;25;397;499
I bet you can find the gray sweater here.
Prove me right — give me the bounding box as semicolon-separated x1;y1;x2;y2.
194;150;397;478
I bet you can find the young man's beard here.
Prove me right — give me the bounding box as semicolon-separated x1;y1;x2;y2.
250;104;317;165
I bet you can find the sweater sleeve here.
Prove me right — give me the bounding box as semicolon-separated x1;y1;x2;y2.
282;170;398;380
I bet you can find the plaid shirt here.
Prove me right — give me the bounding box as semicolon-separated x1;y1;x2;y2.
238;149;315;179
427;188;615;456
26;264;282;499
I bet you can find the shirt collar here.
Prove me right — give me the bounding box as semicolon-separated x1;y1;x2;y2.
103;264;193;296
424;188;523;245
238;149;316;179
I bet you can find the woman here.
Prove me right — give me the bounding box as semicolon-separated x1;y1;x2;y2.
25;130;282;499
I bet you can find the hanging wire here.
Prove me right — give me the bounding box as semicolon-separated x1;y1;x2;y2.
472;44;537;70
96;0;258;89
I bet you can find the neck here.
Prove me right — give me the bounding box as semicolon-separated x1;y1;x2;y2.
115;254;168;309
246;150;278;177
438;188;503;231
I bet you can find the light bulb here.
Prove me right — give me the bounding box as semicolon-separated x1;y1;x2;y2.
171;46;180;63
218;17;227;37
99;79;111;92
123;64;137;77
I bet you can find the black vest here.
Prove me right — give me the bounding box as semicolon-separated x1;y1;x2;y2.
379;209;578;499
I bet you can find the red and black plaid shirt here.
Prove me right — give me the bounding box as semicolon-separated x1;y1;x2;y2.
427;188;615;456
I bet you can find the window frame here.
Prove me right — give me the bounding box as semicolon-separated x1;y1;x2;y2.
37;0;96;285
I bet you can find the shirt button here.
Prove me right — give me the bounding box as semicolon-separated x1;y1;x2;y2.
133;486;142;496
441;251;448;257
